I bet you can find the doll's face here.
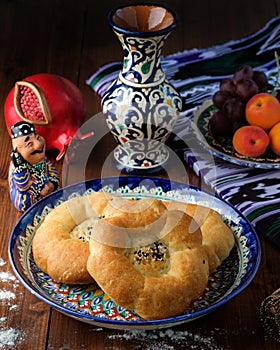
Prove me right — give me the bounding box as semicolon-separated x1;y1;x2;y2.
12;133;46;165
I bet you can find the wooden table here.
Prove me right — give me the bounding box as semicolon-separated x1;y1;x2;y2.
0;0;280;349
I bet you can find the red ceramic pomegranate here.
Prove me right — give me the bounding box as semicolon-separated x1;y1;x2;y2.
4;73;91;160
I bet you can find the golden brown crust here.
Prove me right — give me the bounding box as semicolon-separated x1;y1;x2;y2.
31;192;167;285
32;191;115;284
46;240;91;284
87;209;209;320
134;247;208;319
101;196;167;228
164;202;235;272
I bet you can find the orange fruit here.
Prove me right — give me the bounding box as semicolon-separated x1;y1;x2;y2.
232;125;269;157
269;121;280;156
245;93;280;130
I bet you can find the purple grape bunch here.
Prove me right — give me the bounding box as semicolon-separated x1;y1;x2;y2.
210;65;269;137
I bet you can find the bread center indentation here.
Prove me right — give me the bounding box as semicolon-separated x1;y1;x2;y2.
125;240;170;276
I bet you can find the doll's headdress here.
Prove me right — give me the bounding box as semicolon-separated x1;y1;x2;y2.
11;122;36;139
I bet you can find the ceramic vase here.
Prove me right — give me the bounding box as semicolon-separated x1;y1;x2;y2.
101;3;182;172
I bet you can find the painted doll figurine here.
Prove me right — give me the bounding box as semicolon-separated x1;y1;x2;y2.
9;121;60;212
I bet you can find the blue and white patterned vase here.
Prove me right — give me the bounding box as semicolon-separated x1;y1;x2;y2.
101;4;182;172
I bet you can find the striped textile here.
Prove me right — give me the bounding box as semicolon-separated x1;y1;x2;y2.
87;16;280;246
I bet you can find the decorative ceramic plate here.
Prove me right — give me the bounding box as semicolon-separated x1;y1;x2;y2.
192;99;280;169
8;177;261;330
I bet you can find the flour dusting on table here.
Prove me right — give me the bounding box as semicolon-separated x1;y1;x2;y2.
106;328;228;350
0;327;23;349
0;257;25;349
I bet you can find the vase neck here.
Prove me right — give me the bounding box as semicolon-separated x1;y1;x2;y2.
115;32;169;87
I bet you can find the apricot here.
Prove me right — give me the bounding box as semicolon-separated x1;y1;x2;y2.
269;121;280;156
232;125;270;157
245;93;280;130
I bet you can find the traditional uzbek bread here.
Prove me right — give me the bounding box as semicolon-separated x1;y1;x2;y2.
31;191;166;284
164;201;235;272
32;189;235;320
32;191;107;284
87;206;210;320
87;196;235;319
